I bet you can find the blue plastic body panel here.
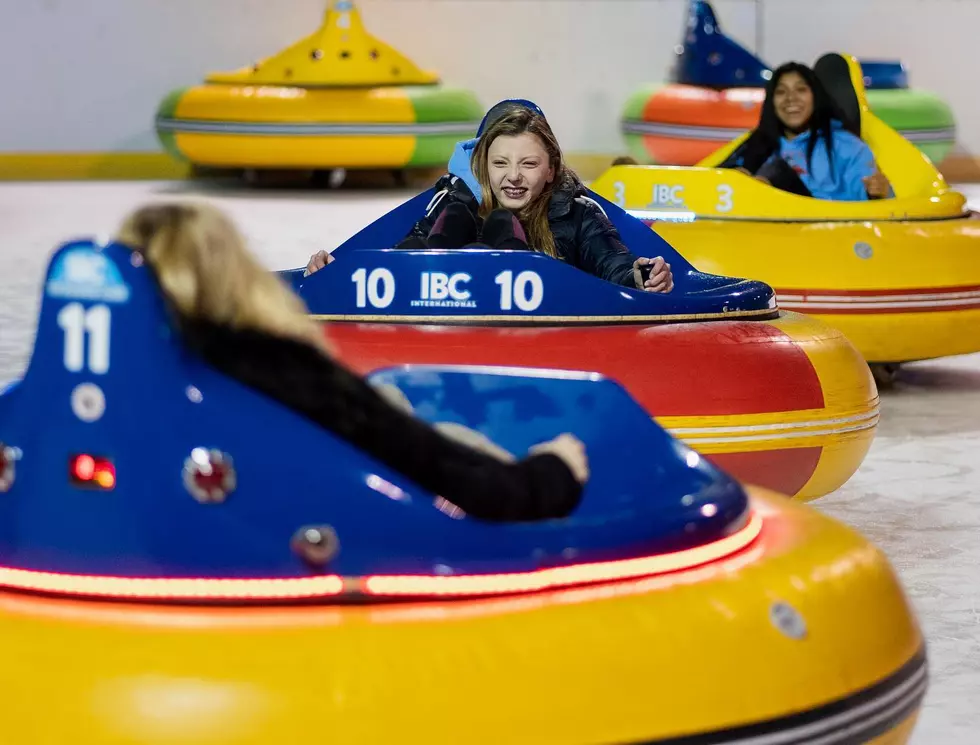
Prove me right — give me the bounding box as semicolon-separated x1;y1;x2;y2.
671;0;771;89
857;60;909;91
673;1;909;92
282;186;776;321
290;248;774;321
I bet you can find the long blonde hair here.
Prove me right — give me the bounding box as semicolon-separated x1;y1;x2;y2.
117;202;327;351
470;108;569;259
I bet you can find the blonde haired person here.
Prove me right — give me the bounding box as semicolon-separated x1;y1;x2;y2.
118;203;588;523
307;100;672;292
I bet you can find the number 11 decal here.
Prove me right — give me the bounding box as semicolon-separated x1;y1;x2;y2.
58;303;111;374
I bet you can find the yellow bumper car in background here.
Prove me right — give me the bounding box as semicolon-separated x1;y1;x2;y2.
595;53;980;383
155;1;482;176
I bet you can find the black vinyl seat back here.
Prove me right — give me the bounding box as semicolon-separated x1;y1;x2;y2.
814;53;862;137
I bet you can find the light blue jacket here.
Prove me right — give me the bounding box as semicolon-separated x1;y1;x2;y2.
447;138;483;200
767;120;884;201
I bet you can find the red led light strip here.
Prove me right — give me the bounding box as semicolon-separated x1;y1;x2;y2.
0;568;345;600
365;512;763;597
0;513;761;602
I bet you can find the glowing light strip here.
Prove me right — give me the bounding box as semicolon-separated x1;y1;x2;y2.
624;209;698;223
0;568;345;600
0;514;762;601
363;512;762;597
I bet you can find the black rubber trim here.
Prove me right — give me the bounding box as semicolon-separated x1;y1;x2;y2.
620;647;927;745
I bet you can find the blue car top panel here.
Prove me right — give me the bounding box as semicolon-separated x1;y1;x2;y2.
856;60;909;91
283;185;776;319
671;0;771;89
673;1;908;92
292;248;774;320
0;240;750;581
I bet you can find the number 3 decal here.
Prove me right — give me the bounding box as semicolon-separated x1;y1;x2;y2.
612;181;626;208
716;184;733;212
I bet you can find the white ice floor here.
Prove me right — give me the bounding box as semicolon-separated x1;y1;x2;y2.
1;181;978;743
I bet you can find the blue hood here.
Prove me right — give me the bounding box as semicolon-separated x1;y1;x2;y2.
449;99;549;201
448;138;482;200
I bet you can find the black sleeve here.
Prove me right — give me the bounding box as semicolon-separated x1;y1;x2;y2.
574;200;639;289
180;321;583;523
399;175;481;247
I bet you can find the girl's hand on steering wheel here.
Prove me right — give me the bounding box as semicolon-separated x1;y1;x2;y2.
633;257;673;293
304;250;335;276
529;433;589;484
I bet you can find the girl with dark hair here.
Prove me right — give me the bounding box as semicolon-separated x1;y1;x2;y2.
724;62;891;201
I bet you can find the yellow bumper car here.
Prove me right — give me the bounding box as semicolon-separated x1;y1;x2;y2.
155;1;483;174
0;238;925;744
595;53;980;379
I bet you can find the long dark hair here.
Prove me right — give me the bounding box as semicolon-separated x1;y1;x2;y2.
734;62;841;174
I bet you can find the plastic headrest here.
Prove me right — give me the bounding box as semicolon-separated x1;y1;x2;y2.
814;53;862;137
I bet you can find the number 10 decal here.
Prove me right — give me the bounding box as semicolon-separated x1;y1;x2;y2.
58;303;111;374
351;268;395;309
495;270;543;311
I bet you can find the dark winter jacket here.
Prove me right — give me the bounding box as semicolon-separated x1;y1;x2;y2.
403;145;640;289
176;316;583;523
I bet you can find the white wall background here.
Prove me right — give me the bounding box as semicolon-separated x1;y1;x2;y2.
0;0;975;157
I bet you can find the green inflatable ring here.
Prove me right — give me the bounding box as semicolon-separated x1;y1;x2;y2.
865;88;956;164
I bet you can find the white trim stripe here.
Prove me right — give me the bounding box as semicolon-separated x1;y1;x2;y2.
156;118;480;137
621;118;955;144
668;409;879;445
780;299;980;311
779;289;980;304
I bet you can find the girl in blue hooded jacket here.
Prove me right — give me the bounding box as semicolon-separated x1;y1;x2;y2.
307;100;673;292
723;62;892;201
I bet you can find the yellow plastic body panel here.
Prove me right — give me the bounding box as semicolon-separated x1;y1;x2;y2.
0;490;922;744
207;1;438;87
592;54;980;363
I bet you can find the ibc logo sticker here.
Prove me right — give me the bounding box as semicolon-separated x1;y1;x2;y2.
46;247;130;304
648;184;686;209
413;272;476;308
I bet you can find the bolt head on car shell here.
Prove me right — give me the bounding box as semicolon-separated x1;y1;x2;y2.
183;448;236;504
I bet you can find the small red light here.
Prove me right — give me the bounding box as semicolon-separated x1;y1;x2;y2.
74;455;95;480
95;463;116;489
69;454;115;490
